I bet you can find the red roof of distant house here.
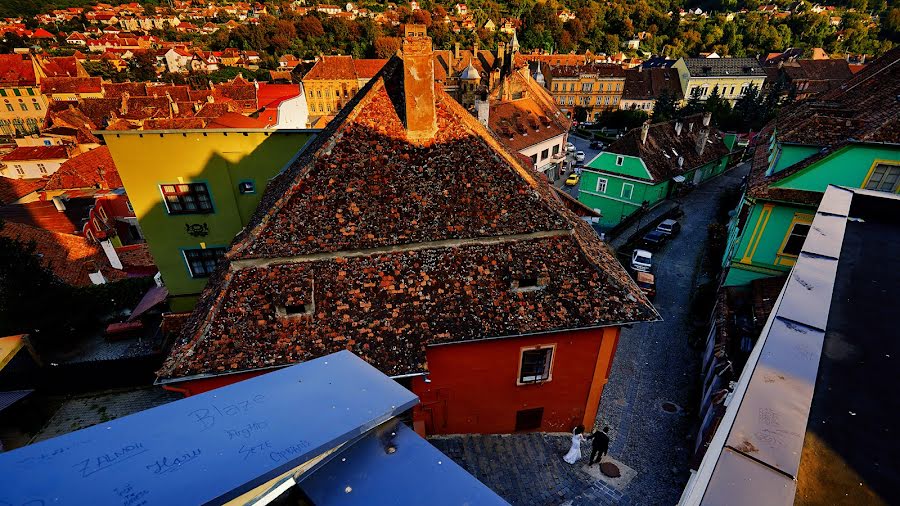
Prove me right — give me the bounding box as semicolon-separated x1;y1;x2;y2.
1;146;69;162
0;221;126;286
353;59;388;79
30;28;55;39
205;112;268;129
38;56;83;77
0;178;46;205
44;147;121;191
256;83;300;108
0;54;37;86
40;77;103;94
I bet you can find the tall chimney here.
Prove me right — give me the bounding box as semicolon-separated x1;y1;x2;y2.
475;92;489;127
121;91;129;115
675;120;682;136
696;128;709;156
640;120;650;144
402;27;437;143
497;41;506;69
454;42;460;60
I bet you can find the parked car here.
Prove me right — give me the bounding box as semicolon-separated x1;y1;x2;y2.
631;249;652;272
565;173;580;186
574;151;585;162
656;219;681;237
639;230;668;251
590;141;604;150
566;143;575;152
635;271;656;299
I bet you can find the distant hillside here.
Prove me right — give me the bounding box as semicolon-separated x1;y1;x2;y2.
0;0;157;18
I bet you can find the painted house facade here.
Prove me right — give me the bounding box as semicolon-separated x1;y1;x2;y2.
722;48;900;287
157;35;658;436
672;57;766;104
99;129;314;311
578;114;733;229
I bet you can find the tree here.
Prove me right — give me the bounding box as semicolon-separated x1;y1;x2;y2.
297;15;325;38
681;86;704;115
374;36;401;58
652;89;677;122
573;106;588;123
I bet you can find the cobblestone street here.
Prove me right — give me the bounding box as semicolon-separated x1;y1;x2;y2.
430;164;749;505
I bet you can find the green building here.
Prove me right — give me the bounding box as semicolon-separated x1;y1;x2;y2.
100;129;315;311
722;51;900;287
578;113;733;230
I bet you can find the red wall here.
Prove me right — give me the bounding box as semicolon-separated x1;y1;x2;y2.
168;327;621;436
411;327;619;435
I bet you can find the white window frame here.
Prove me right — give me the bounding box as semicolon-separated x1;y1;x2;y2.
596;177;608;193
516;344;556;385
621;182;634;199
616;156;624;166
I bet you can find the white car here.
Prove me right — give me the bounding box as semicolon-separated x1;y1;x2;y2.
575;151;585;162
566;143;575;153
631;249;652;272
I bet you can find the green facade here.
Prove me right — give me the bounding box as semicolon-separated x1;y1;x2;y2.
723;141;900;286
102;130;314;311
578;150;729;230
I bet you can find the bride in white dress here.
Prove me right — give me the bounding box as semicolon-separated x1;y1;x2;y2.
563;425;586;464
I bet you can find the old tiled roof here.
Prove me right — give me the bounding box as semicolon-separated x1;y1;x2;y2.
1;146;69;162
158;55;658;381
304;55;358;80
603;114;730;183
747;48;900;204
143;118;207;129
102;81;148;98
623;67;683;100
547;63;625;79
40;77;103;94
353;59;388;79
683;57;765;77
0;178;45;206
0;54;36;86
489;67;570;152
36;56;83;77
0;221;126;287
44;147;122;191
781;59;853;96
73;98;121;126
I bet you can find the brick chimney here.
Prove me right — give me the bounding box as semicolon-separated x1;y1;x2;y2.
402;29;437;144
121;91;129;115
702;111;711;127
640;120;650;144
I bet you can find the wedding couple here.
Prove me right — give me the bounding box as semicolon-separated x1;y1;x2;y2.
563;425;610;466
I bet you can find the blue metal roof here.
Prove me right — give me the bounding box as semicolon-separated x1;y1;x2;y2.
300;419;510;505
0;351;418;505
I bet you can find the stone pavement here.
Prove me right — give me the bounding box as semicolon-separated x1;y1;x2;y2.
32;387;181;443
595;163;750;505
429;434;626;506
429;164;750;506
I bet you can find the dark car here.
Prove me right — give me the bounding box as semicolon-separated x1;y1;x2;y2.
639;230;668;251
590;141;604;149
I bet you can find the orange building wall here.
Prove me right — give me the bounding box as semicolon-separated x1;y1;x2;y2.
411;327;620;435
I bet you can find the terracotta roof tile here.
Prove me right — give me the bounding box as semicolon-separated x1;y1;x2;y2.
40;77;103;94
0;54;36;86
0;178;45;206
623;67;683;100
1;146;69;162
159;55;658;381
0;221;126;286
44;147;122;191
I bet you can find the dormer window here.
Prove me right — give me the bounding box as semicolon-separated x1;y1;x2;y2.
511;274;548;292
276;282;315;318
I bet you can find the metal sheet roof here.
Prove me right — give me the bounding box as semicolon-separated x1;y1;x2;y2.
300;419;510;505
0;351;418;505
701;448;796;505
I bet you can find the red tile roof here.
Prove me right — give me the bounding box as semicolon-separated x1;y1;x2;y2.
353;59;388;79
36;56;83;77
303;55;357;80
0;54;37;87
0;221;126;286
204;112;267;129
40;77;103;94
158;55;658;382
0;178;45;206
44;147;122;191
1;146;69;162
489;67;570;152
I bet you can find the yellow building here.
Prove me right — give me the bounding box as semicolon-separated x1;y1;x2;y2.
542;63;626;121
0;53;91;136
301;56;387;127
672;57;767;104
99;129;315;311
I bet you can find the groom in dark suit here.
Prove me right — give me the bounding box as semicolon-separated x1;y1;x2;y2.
586;426;611;466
